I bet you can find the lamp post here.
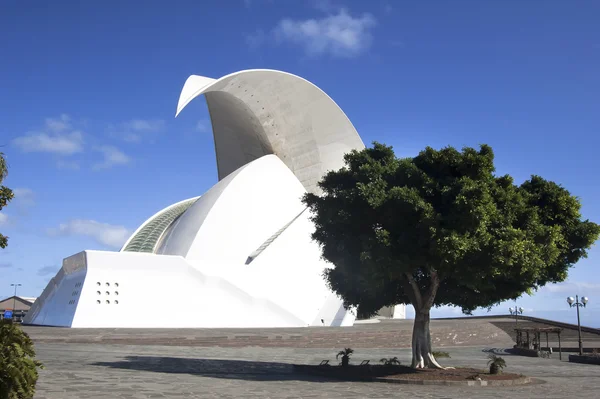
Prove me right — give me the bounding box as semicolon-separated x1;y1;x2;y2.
567;295;589;356
10;283;22;319
509;306;524;326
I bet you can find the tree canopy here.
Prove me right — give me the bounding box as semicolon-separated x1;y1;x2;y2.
303;143;600;317
0;151;14;248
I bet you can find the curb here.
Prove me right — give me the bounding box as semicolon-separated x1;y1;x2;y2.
292;365;532;387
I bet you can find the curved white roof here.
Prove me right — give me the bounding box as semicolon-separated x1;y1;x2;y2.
176;69;365;194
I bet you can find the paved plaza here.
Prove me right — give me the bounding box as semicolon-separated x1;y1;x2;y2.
28;319;600;399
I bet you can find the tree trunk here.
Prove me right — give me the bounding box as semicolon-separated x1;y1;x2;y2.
411;309;445;369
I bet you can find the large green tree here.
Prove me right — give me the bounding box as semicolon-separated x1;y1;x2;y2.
303;143;600;368
0;151;14;248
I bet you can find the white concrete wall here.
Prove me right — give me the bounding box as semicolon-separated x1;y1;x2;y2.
24;252;87;327
158;155;306;266
72;251;307;328
393;304;406;319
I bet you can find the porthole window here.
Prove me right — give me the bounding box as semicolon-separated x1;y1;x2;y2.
97;291;101;295
114;300;119;305
97;282;101;286
114;283;119;287
105;291;110;295
114;291;119;296
106;282;110;287
106;300;110;304
96;300;101;304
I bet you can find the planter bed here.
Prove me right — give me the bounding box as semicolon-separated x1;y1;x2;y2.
293;364;532;386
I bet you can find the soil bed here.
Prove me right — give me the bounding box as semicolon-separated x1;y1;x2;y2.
294;364;530;386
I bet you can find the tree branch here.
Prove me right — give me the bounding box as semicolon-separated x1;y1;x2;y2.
404;272;423;310
423;268;440;310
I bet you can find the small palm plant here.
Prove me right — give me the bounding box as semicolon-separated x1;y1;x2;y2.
0;319;44;399
336;348;354;367
487;354;506;375
380;357;401;366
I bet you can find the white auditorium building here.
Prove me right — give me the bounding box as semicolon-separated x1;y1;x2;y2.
24;69;406;328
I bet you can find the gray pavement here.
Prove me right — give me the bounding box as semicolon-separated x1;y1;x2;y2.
33;343;600;399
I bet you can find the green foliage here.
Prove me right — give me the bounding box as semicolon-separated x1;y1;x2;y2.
0;152;14;249
336;348;353;367
431;351;450;359
380;356;401;366
302;143;600;315
487;354;506;374
0;319;44;399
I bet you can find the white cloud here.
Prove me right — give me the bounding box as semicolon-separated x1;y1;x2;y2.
92;146;131;170
47;219;131;249
245;29;266;49
45;114;71;132
12;188;35;207
110;119;166;143
12;114;84;156
542;282;600;294
125;119;165;132
196;120;211;133
274;9;376;57
0;213;7;225
0;262;12;269
12;130;83;155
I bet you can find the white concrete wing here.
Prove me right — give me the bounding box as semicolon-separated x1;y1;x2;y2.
176;69;365;194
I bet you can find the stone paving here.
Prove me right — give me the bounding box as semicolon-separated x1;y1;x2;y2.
33;341;600;398
25;318;600;398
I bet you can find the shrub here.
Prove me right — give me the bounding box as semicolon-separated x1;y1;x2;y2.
0;319;43;399
487;354;506;375
336;348;353;367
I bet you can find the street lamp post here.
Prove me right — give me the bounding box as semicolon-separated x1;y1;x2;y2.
509;306;524;326
567;295;589;356
10;283;22;319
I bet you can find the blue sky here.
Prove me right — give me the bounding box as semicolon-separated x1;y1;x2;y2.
1;0;599;326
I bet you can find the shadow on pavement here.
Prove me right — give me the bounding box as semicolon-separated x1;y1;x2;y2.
482;348;514;355
92;356;337;382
